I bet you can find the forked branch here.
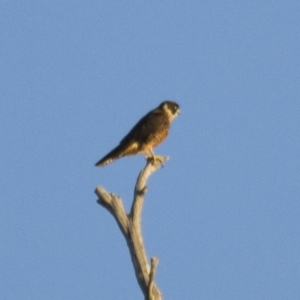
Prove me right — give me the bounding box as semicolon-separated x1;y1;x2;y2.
95;157;168;300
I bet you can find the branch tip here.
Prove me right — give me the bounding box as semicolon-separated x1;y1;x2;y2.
148;257;159;300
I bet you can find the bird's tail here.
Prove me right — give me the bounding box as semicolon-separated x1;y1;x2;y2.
95;145;124;167
95;142;139;167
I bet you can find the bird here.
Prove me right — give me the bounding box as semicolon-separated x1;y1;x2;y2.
95;101;180;167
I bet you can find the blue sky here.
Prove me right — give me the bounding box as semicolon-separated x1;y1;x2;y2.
1;1;299;299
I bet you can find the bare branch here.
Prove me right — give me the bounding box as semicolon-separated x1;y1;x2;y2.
131;156;168;227
148;257;159;300
95;157;168;300
95;186;129;235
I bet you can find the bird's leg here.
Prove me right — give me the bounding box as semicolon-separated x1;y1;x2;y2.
146;149;165;167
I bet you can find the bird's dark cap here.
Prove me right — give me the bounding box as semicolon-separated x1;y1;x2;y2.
159;100;180;108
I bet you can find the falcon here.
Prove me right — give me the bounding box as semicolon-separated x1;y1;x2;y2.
95;101;180;167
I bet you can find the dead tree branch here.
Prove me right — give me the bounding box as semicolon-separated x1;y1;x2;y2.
95;157;168;300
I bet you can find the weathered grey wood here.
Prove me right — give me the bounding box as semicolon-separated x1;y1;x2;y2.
148;257;159;300
95;157;168;300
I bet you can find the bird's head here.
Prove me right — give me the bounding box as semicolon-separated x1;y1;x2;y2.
159;101;180;121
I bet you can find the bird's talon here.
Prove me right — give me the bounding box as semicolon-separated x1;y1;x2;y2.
146;155;165;167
